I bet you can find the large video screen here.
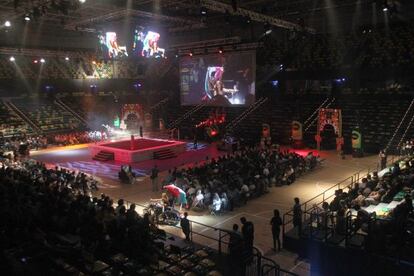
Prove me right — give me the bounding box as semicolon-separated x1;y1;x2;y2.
98;32;129;59
180;51;256;106
98;26;165;59
132;27;165;58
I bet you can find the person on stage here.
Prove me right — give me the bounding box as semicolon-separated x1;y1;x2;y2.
139;126;143;138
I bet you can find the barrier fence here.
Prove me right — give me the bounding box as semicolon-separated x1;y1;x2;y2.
282;154;399;238
121;198;298;276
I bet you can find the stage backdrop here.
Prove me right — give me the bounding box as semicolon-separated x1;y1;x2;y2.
179;51;256;106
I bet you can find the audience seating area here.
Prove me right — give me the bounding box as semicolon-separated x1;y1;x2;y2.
12;98;83;133
283;156;414;275
0;158;225;276
0;101;32;137
259;22;414;71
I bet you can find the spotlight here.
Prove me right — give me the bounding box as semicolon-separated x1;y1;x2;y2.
40;58;45;63
218;47;223;54
200;7;207;15
79;0;86;3
65;57;69;61
4;21;11;27
383;7;388;12
33;59;38;64
92;60;96;64
24;14;31;21
189;51;193;57
9;56;15;62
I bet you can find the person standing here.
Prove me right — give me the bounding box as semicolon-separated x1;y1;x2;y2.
139;126;143;138
379;150;387;170
270;209;282;251
293;197;302;236
240;217;254;254
150;165;159;192
228;224;245;275
180;212;191;241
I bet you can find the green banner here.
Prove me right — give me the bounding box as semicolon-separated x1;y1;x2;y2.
351;130;362;149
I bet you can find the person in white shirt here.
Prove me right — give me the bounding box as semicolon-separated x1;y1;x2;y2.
192;190;204;208
210;193;222;214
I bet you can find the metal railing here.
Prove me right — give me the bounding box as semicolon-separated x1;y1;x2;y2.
303;97;330;127
226;97;268;132
121;198;297;276
303;97;335;133
54;98;88;126
282;154;400;239
168;101;207;129
385;98;414;151
282;163;378;238
5;100;42;133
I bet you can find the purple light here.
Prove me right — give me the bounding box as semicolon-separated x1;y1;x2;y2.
271;80;279;87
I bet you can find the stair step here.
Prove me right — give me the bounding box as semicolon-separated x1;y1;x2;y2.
93;151;114;161
153;148;176;160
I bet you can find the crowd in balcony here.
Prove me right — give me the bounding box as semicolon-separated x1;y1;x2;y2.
258;22;414;71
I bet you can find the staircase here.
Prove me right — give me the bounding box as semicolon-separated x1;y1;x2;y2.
55;98;88;126
385;98;414;153
93;151;114;161
168;101;207;129
225;97;268;132
149;97;169;114
303;97;335;133
4;100;42;133
153;148;176;160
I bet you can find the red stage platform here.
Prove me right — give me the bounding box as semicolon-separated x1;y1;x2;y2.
89;138;186;163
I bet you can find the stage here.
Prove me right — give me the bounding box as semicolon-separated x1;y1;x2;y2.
89;138;187;163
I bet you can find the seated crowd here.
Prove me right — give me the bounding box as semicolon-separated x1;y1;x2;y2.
307;156;414;254
162;144;320;214
0;131;107;155
0;155;223;275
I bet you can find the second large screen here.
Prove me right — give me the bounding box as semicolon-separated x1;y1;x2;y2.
180;51;256;106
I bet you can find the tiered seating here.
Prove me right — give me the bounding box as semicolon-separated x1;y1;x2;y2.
12;98;83;133
0;101;31;136
340;96;412;152
283;156;414;275
258;22;414;72
0;159;225;276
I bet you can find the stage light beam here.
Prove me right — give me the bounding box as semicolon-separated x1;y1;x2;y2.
4;20;11;27
9;56;15;62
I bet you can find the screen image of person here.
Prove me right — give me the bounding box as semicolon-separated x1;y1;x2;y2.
180;52;255;106
133;29;165;58
105;32;128;58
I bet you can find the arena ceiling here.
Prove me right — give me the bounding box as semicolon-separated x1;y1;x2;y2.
0;0;413;39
